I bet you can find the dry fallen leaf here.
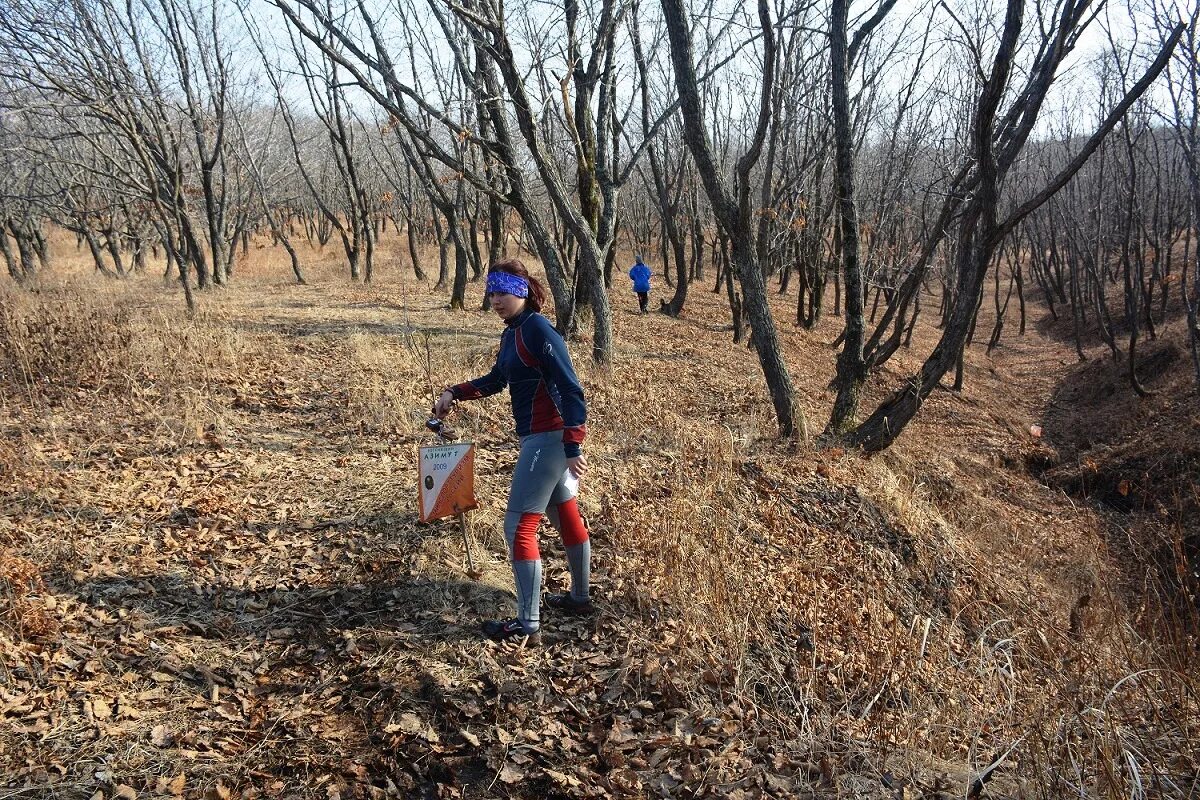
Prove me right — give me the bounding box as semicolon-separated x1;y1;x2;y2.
497;764;523;784
155;774;186;796
544;768;581;787
91;697;113;720
150;724;173;747
115;785;137;800
384;712;439;742
205;782;233;800
392;713;424;735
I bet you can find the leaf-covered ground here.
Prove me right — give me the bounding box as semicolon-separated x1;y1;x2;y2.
1;238;1196;799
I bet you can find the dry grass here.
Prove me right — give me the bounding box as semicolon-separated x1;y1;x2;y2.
0;229;1196;799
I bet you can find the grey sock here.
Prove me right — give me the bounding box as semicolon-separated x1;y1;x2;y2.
511;559;541;631
547;505;591;601
565;540;590;601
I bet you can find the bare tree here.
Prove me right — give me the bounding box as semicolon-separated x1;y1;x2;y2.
632;14;691;316
660;0;805;437
825;0;899;435
0;0;255;306
1153;0;1200;387
846;0;1183;451
232;105;306;284
0;102;47;283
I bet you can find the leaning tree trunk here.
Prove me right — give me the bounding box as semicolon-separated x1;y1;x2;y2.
846;2;1183;452
848;231;991;451
661;0;803;437
847;0;1019;452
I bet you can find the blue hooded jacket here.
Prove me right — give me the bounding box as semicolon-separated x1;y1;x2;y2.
629;260;652;293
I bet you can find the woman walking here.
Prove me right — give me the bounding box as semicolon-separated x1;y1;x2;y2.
432;260;594;644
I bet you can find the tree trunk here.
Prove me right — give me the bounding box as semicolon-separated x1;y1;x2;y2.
847;0;1022;451
405;216;427;281
826;0;868;436
661;0;803;437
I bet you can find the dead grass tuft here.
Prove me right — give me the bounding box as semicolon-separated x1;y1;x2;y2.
0;284;136;403
0;552;59;640
341;331;446;432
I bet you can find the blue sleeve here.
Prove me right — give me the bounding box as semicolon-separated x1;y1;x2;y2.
529;316;587;457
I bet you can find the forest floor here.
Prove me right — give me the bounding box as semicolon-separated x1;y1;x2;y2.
1;232;1197;800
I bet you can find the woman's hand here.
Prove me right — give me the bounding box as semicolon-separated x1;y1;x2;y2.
566;454;587;480
433;389;455;419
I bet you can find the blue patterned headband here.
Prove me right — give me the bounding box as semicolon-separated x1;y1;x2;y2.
486;271;529;298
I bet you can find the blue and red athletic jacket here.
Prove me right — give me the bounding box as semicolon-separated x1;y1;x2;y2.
449;310;587;457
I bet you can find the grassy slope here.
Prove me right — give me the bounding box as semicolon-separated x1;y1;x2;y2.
1;231;1196;799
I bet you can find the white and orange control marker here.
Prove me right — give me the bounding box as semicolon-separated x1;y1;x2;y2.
418;442;481;576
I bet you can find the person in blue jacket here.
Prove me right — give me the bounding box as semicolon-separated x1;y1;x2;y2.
432;259;593;645
629;255;652;313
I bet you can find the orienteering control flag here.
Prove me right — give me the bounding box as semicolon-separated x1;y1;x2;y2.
418;443;479;522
